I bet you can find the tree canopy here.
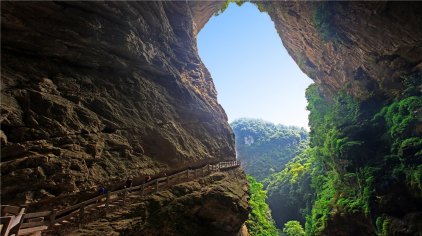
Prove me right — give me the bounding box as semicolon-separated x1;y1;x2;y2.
231;118;308;181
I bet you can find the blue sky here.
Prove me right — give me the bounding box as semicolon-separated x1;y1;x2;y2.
197;2;313;129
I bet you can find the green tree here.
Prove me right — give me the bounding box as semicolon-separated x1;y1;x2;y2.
263;149;313;228
303;75;422;235
283;221;305;236
246;175;279;236
231;118;308;180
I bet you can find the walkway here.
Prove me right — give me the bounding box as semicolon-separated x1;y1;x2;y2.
0;160;241;236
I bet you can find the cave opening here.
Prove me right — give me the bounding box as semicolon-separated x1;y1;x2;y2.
197;2;314;231
1;1;420;235
197;2;313;129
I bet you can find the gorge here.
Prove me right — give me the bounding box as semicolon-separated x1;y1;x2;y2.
1;1;421;235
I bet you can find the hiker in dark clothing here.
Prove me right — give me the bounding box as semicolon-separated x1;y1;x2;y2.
99;185;107;195
125;176;133;189
98;185;107;203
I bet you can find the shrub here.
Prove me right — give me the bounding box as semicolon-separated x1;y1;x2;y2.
283;221;305;236
246;175;279;236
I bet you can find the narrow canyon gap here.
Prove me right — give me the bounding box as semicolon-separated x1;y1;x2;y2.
1;1;421;235
197;2;313;128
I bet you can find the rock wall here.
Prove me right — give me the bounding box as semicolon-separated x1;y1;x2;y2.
66;169;249;236
2;1;421;235
260;2;422;235
263;1;422;100
1;1;229;205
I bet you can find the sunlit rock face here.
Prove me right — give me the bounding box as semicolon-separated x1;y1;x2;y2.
1;1;231;206
1;1;421;235
264;1;422;100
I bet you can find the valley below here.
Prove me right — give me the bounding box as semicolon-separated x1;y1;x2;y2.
1;1;421;235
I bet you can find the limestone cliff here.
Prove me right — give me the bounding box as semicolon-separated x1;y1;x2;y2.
1;1;229;206
263;1;422;100
259;2;422;235
1;1;422;235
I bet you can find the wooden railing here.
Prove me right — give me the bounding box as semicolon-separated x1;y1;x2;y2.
0;160;240;236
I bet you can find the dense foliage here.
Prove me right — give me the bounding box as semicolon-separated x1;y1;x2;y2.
246;175;279;236
231;118;308;181
261;73;420;235
236;75;420;235
237;75;420;235
282;221;306;236
263;149;313;229
215;0;267;16
302;76;422;235
215;0;245;16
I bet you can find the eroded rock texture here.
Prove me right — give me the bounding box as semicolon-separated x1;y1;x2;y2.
67;170;249;236
264;1;422;100
2;1;422;235
1;1;228;205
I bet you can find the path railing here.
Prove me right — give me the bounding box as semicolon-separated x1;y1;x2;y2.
0;160;240;236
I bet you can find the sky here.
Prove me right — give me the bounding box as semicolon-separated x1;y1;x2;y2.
197;2;313;129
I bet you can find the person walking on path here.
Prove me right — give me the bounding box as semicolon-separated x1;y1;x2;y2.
98;185;107;203
124;176;134;194
99;185;107;195
125;176;133;189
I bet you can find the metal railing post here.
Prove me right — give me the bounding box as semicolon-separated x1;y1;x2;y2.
79;204;85;225
106;192;110;212
123;188;128;205
49;210;57;227
16;159;243;234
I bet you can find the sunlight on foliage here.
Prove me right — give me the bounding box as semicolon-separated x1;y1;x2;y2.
246;175;279;236
215;0;267;16
215;0;246;16
263;149;313;228
238;77;420;234
302;75;421;234
305;84;374;234
282;221;305;236
232;118;309;181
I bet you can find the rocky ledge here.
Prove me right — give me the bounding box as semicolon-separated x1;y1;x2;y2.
64;169;249;236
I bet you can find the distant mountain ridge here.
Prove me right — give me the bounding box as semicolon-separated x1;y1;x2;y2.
231;118;309;181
